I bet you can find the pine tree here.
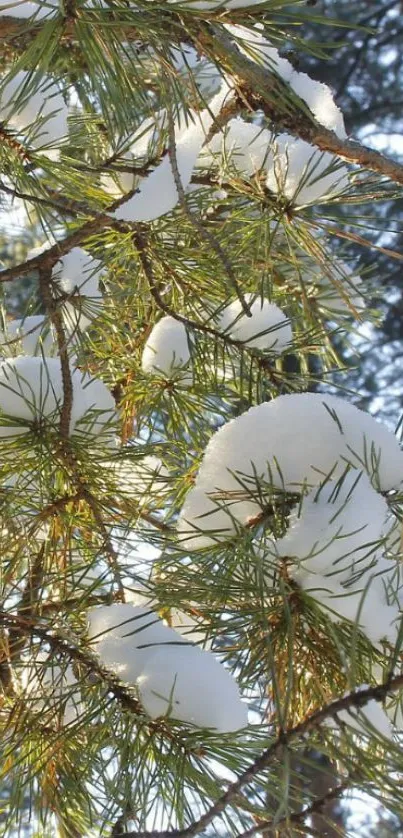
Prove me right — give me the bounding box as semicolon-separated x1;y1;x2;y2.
0;2;402;836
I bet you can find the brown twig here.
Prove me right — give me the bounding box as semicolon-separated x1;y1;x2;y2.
234;778;351;838
38;265;73;438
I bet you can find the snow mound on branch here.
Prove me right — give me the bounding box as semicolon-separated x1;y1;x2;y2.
89;603;246;730
168;607;212;649
52;247;105;332
89;604;188;681
277;472;388;582
0;70;68;157
177;393;403;549
218;295;292;352
0;1;57;18
142;316;192;384
225;25;346;139
0;357;116;439
138;644;248;730
113;82;231;222
0;315;56;356
203;119;272;177
265;134;349;206
295;550;401;646
288;72;347;140
224;24;294;81
329;690;393;742
72;371;116;440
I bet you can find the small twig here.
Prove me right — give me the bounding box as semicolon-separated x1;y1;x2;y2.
38;265;73;439
166;108;251;317
234;778;351;838
79;488;125;600
133;227;259;348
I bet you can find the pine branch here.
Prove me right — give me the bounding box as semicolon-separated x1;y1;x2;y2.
234;778;351;838
119;677;403;838
196;23;403;187
38;265;73;439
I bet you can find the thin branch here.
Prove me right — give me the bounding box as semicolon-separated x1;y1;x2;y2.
166;107;251;317
120;675;403;838
38;265;73;438
235;779;351;838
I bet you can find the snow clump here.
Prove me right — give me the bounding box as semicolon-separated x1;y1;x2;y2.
265;134;349;206
89;603;247;731
142;316;192;384
177;393;403;549
0;357;116;439
218;294;292;352
0;70;68;157
113;82;232;222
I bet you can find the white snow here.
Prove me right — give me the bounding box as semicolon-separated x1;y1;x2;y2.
141;316;192;382
0;70;68;155
89;604;188;681
218;295;292;352
0;357;116;438
177;393;403;549
113;83;231;222
89;603;246;731
293;539;402;646
71;371;117;439
168;608;212;649
203;118;272;177
225;25;346;139
288;72;347;140
265;134;350;206
0;315;56;356
137;644;248;731
277;472;388;582
224;25;294;81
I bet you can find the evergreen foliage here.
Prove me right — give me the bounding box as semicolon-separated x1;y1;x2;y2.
0;1;401;836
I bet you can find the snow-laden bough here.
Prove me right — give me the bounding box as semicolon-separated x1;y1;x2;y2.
113;82;232;222
89;603;247;731
217;294;292;352
177;393;403;549
0;357;116;439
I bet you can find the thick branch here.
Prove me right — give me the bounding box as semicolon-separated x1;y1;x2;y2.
196;24;403;187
